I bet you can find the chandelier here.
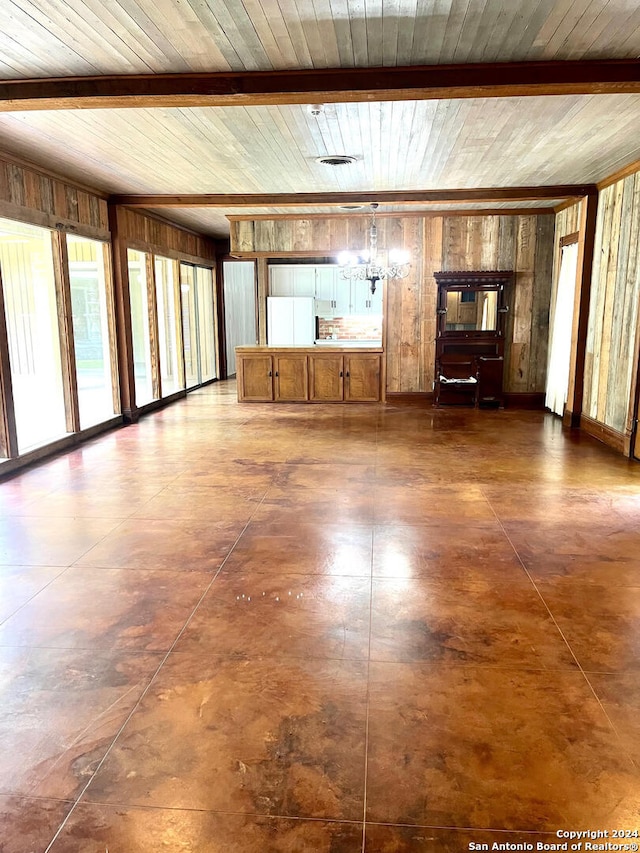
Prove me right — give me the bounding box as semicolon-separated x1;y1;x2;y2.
337;203;411;294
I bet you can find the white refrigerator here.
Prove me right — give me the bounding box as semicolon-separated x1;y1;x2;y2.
267;297;315;346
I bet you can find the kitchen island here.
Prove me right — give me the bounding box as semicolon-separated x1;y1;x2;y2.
236;345;384;402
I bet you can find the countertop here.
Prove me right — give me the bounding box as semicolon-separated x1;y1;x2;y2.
314;339;382;347
236;344;384;353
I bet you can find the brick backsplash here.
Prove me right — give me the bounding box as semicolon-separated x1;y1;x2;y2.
318;316;382;340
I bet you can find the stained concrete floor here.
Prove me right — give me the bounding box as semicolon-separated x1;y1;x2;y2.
1;381;639;851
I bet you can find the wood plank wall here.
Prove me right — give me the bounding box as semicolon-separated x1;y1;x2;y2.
0;154;109;238
582;174;640;436
116;207;217;262
231;213;555;395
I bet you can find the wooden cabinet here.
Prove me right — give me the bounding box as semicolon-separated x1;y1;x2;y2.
309;352;381;402
237;354;273;401
344;354;381;401
309;353;344;401
274;354;308;401
237;348;382;403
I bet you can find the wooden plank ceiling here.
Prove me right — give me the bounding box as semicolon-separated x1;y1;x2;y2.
1;0;640;76
0;1;638;236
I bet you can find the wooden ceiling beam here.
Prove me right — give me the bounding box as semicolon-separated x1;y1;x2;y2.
110;187;596;208
225;208;557;220
0;61;639;111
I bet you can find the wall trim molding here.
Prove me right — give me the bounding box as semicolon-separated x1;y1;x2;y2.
580;413;628;455
596;158;640;191
559;232;580;247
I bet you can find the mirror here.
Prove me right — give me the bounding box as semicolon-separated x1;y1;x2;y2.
445;288;498;332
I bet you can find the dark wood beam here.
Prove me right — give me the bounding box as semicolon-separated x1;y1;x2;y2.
0;61;639;111
227;208;557;220
565;192;599;429
52;230;81;434
108;204;138;423
111;186;596;208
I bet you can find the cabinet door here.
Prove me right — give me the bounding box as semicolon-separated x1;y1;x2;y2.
477;356;504;406
333;271;351;315
369;282;383;315
314;265;337;315
291;266;316;297
308;354;344;401
269;266;294;296
344;354;381;401
351;279;371;314
238;355;273;401
274;354;308;401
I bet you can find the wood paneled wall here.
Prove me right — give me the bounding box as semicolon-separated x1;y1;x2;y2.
231;213;555;395
438;215;555;395
583;174;640;436
0;154;109;238
115;207;217;262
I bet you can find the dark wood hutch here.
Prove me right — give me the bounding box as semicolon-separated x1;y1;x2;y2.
434;270;513;407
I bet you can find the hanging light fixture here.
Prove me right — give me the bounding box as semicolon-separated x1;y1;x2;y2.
337;203;411;294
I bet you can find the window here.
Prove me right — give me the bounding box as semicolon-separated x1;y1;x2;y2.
180;263;199;389
0;218;67;452
127;249;155;406
196;266;217;382
67;235;118;428
155;256;182;396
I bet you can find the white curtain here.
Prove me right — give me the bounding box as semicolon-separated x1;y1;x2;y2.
223;261;257;376
545;242;579;416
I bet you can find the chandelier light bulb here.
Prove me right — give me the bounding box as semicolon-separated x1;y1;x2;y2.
337;203;411;292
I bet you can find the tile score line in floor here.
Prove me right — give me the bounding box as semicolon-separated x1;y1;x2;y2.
361;414;378;853
43;491;271;853
480;483;637;769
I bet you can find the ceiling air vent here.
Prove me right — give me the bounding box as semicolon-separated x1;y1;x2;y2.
315;155;357;166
